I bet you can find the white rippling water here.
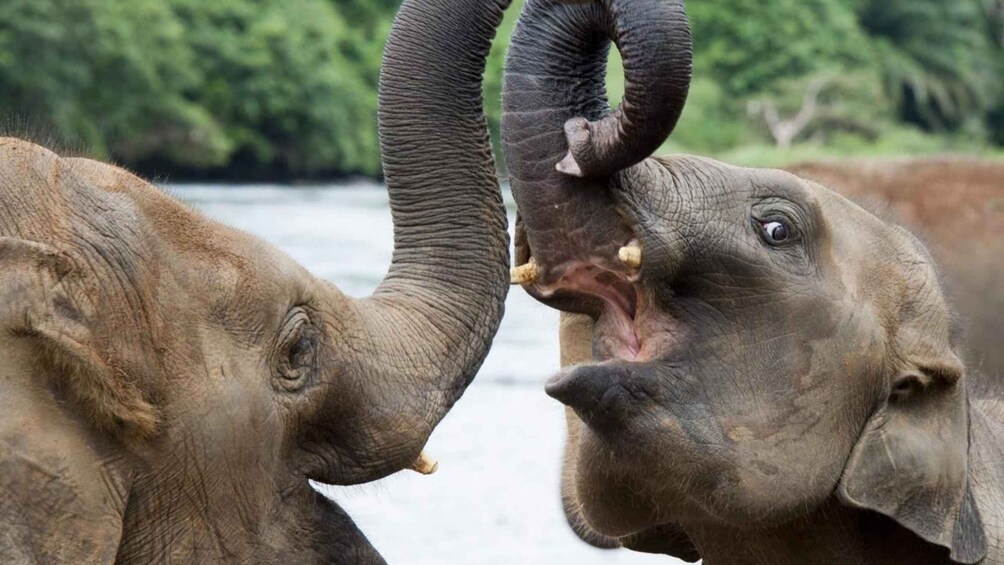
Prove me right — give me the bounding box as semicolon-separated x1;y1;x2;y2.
171;183;686;565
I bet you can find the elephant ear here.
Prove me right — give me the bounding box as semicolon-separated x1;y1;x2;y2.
0;237;159;439
1;237;139;562
837;340;986;564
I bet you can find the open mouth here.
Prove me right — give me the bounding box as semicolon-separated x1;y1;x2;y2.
592;278;642;361
595;282;682;363
530;260;677;363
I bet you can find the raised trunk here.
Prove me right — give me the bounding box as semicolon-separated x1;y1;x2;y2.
328;0;511;484
502;0;691;313
558;1;693;179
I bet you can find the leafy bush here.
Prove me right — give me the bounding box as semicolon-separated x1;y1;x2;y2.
854;0;1002;132
0;0;999;179
688;0;875;97
169;0;384;177
671;78;752;153
0;0;228;164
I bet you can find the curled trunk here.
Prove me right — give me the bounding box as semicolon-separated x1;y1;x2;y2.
502;0;691;313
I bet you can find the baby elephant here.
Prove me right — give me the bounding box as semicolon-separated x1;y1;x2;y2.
502;0;1003;563
552;159;1001;564
0;0;511;561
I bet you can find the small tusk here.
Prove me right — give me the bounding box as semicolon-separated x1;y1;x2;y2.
510;259;540;285
410;451;439;475
618;245;642;269
555;151;584;177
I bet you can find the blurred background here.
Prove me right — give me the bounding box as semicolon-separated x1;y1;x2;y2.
2;1;1001;564
2;0;1002;181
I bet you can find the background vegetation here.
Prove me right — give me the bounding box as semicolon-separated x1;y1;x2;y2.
1;0;1001;180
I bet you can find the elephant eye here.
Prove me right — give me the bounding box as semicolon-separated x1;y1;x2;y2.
758;219;792;245
275;308;318;389
289;334;315;367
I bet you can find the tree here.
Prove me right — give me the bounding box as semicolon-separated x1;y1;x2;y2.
168;0;384;177
982;0;1004;146
0;0;228;165
1;0;998;178
984;0;1004;48
748;78;828;150
687;0;874;98
746;70;889;150
854;0;1000;132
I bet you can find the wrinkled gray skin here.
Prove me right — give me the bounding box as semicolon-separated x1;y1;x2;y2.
0;0;510;562
785;158;1004;376
502;1;1004;563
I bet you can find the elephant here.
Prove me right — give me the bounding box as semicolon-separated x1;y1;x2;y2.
784;158;1004;376
501;0;1004;563
0;0;510;561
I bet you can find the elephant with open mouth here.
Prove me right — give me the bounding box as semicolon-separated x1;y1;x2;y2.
502;0;1004;563
0;0;510;562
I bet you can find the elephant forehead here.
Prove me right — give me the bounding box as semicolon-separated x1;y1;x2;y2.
1;141;304;342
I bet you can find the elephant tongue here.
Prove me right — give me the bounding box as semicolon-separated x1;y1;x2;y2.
595;294;641;361
594;282;683;364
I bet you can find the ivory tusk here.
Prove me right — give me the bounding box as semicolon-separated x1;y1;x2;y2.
555;151;584;177
410;451;439;475
510;260;540;285
618;245;642;269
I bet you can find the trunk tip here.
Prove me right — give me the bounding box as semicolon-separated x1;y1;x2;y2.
556;151;584;177
559;117;592;177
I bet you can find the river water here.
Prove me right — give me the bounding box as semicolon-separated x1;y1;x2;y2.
172;183;684;565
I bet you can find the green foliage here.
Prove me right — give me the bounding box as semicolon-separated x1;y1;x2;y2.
990;105;1004;147
484;0;524;160
853;0;1002;132
979;0;1004;145
169;0;384;176
688;0;874;97
0;0;227;164
671;78;752;153
0;0;999;179
678;0;1002;154
0;0;392;177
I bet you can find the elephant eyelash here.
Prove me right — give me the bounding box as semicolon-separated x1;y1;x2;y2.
890;373;928;404
286;327;319;368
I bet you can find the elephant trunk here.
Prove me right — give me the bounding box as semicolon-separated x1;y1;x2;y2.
326;0;511;485
502;0;691;313
560;0;693;179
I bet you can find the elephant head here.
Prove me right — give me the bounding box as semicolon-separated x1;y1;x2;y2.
0;0;510;562
503;1;989;563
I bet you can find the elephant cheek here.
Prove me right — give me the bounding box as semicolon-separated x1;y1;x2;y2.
573;431;666;537
569;403;717;531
